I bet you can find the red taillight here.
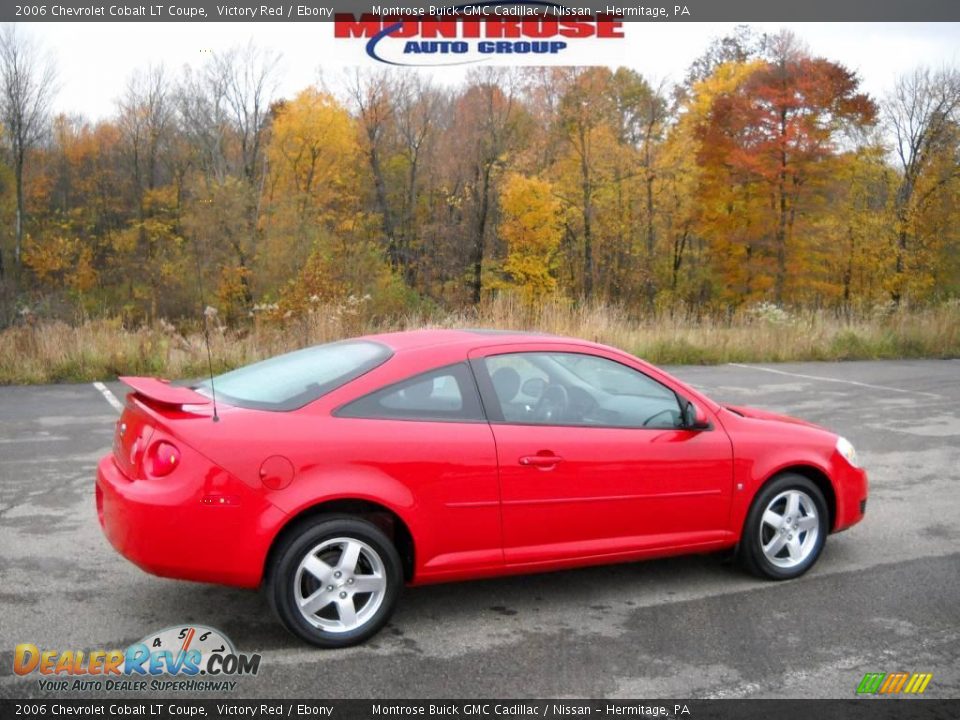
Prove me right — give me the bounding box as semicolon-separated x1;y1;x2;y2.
146;441;180;478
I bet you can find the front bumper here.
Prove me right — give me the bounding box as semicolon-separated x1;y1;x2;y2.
96;454;285;588
833;459;868;533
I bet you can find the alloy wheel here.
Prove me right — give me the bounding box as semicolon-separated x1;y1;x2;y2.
759;489;820;569
294;537;387;633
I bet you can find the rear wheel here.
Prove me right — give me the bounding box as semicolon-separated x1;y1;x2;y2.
740;474;828;580
267;516;402;647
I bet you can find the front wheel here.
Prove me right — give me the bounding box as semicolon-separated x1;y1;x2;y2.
267;516;403;648
740;474;828;580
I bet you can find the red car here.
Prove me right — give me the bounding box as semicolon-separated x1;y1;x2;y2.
96;329;867;647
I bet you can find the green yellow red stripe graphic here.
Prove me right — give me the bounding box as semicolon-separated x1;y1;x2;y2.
857;672;933;695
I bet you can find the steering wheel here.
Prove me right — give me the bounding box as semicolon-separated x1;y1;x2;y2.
643;408;676;427
534;384;569;423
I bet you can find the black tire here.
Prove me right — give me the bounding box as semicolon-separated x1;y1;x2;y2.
739;473;828;581
267;515;403;648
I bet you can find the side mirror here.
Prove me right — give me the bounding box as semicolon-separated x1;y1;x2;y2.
521;377;546;399
682;400;710;430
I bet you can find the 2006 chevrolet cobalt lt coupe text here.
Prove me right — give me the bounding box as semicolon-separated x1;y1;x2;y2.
96;329;867;647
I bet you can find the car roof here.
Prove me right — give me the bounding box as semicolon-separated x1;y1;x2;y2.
362;328;585;353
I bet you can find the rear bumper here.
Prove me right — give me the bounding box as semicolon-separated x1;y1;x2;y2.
96;454;284;588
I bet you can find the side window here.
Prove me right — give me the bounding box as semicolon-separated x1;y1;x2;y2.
484;354;550;423
481;352;683;429
336;363;485;422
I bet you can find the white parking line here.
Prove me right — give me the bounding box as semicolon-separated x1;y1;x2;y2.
727;363;942;399
92;382;124;412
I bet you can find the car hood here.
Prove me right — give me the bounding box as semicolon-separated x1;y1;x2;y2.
724;404;826;431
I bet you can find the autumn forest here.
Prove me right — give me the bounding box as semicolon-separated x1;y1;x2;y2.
0;25;958;381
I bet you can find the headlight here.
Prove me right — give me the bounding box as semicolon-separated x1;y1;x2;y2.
836;436;859;468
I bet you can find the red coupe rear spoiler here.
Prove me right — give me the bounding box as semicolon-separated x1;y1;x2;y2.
118;376;211;406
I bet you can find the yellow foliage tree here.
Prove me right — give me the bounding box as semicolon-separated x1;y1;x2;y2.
23;234;96;295
498;173;562;304
266;90;361;227
260;88;367;293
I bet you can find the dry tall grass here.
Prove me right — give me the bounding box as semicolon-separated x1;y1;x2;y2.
1;297;958;385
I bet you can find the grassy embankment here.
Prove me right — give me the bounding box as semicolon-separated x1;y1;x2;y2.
1;297;958;385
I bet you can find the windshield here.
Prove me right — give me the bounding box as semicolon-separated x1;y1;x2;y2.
195;340;392;411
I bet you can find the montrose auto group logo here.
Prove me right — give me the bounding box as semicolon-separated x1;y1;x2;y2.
334;1;626;66
13;625;261;693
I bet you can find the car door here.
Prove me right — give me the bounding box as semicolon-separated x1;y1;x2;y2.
469;345;734;567
332;361;503;581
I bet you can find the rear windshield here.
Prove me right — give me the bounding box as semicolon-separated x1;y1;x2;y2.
195;340;392;411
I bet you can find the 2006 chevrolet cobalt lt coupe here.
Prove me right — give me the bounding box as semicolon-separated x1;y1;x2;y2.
97;329;867;647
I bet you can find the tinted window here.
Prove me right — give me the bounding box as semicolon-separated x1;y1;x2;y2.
337;363;485;422
195;340;391;411
482;352;682;429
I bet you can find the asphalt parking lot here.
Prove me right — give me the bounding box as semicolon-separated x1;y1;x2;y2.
1;359;958;699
